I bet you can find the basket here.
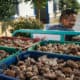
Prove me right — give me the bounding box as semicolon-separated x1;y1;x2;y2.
0;46;20;64
28;40;80;57
0;36;40;50
0;51;80;80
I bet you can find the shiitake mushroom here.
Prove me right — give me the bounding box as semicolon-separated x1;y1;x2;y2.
4;69;16;77
61;67;72;74
66;60;79;68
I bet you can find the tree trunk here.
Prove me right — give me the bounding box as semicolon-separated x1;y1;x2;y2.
36;1;41;21
36;8;40;20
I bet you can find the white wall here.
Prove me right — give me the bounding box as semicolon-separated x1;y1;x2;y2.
18;1;35;18
48;0;54;18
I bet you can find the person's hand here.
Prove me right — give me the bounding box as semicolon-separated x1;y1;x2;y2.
72;35;80;41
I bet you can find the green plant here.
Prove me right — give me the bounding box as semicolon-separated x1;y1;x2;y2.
0;0;19;36
10;17;44;33
59;0;80;11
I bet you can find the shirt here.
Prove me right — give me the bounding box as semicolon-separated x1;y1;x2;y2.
48;24;73;31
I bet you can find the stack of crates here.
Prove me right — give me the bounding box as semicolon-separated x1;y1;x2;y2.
0;29;80;80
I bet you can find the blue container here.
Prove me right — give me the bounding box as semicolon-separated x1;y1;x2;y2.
0;51;80;80
0;46;20;69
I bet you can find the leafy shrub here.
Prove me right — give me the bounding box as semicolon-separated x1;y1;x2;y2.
10;17;44;33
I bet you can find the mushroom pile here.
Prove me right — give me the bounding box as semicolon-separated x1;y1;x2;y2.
36;43;80;56
0;37;36;49
3;55;80;80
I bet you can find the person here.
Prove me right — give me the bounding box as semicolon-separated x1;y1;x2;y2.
48;8;78;41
